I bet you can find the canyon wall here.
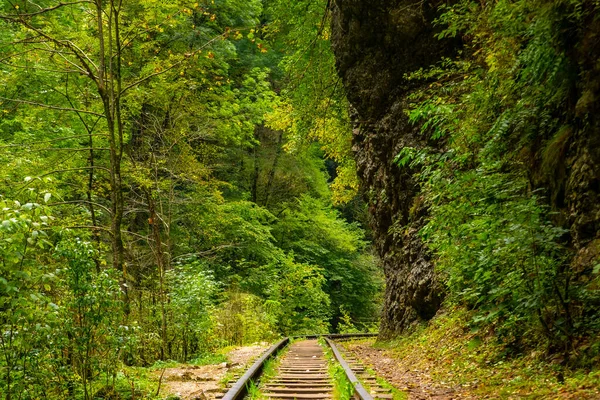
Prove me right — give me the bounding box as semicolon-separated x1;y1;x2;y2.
329;0;457;337
330;0;600;338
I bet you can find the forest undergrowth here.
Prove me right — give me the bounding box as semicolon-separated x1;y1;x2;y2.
345;309;600;399
398;0;600;366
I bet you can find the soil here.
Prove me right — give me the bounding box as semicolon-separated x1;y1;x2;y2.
341;340;476;400
156;343;270;400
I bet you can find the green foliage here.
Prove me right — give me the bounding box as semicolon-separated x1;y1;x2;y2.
165;261;219;360
398;0;600;357
0;194;57;398
263;0;359;204
212;288;280;347
422;169;570;345
56;235;126;400
274;195;383;331
321;342;354;400
0;193;128;399
336;306;360;334
0;0;382;396
267;255;331;335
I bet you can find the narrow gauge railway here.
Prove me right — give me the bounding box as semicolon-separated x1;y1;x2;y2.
221;334;394;400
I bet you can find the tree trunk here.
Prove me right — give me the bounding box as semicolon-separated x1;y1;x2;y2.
263;130;284;208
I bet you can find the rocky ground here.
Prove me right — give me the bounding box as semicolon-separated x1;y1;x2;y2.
341;340;475;400
156;344;270;400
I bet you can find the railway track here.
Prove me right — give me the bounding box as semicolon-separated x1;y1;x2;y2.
263;340;332;399
221;334;394;400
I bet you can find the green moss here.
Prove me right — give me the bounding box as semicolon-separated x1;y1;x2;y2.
541;125;572;176
375;377;408;400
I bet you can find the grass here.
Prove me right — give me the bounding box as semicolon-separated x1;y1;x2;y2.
246;341;291;400
354;367;408;400
319;339;354;400
375;376;408;400
325;338;407;400
88;367;164;400
148;359;181;371
364;307;600;399
319;338;409;400
67;344;277;399
189;353;228;366
246;380;263;400
219;369;237;389
246;358;278;400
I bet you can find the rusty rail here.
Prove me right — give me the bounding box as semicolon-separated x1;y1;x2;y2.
221;337;289;400
324;337;373;400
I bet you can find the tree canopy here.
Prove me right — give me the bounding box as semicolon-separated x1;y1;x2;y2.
0;1;380;398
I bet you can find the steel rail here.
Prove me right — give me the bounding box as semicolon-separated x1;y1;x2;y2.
324;337;374;400
221;337;289;400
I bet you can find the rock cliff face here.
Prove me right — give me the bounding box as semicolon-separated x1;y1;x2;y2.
329;0;600;338
552;12;600;314
329;0;458;337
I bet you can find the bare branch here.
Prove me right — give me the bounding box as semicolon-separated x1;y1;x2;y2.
41;42;95;77
2;1;94;17
171;244;239;261
50;200;112;215
63;40;98;71
18;147;111;152
0;96;105;117
119;32;227;95
0;134;107;148
0;60;83;74
123;208;149;216
0;48;40;62
0;35;48;48
34;167;111;177
67;225;113;235
3;16;100;84
123;230;151;242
